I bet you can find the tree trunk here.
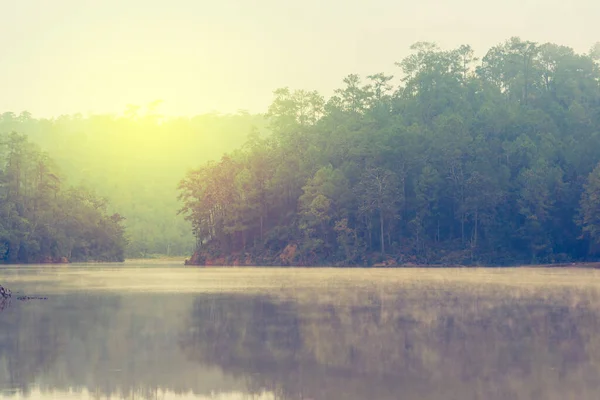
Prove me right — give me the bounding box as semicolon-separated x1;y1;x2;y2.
260;215;264;242
380;212;385;254
366;216;373;250
461;213;465;246
474;208;478;249
416;226;420;255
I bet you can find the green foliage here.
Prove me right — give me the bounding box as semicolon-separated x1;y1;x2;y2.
0;109;268;258
0;133;126;263
180;37;600;266
579;163;600;253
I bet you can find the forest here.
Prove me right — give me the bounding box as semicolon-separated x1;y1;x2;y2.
179;37;600;266
3;36;600;266
0;108;266;261
0;132;126;263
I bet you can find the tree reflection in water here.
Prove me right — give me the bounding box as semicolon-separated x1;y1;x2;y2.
1;285;600;399
180;287;600;400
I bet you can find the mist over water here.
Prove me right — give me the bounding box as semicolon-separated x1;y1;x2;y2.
2;266;600;399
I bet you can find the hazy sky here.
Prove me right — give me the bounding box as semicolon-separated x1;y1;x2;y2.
1;0;599;118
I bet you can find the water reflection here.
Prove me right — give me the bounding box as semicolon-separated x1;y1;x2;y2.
0;298;8;313
2;270;600;399
180;289;600;399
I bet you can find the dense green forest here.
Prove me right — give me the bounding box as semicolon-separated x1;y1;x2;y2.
3;36;600;266
179;37;600;266
0;132;126;263
0;108;267;259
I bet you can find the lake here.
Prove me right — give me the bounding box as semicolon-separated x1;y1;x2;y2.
1;264;600;399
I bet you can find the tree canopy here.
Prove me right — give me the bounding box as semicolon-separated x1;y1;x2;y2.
179;37;600;266
0;132;126;263
0;109;267;259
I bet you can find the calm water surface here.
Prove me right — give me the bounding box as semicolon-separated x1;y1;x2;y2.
2;264;600;399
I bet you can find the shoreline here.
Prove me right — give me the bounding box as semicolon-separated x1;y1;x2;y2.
2;260;599;269
182;261;600;269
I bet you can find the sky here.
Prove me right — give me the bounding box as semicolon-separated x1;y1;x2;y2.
1;0;599;118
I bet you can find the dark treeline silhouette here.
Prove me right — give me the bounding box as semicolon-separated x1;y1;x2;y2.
0;132;126;263
2;286;600;399
180;37;600;266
